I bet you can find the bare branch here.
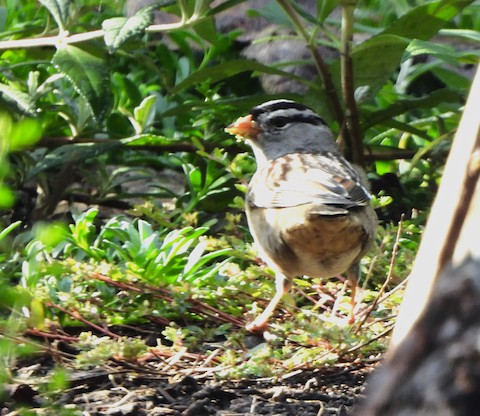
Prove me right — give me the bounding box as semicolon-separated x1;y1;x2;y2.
341;3;364;166
276;0;345;131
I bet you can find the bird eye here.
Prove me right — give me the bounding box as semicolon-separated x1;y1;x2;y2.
269;116;290;128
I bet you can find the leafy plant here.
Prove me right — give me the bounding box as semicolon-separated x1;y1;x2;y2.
0;0;478;412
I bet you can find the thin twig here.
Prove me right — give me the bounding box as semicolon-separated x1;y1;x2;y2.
0;18;201;51
24;328;80;343
34;135;418;161
341;2;364;165
90;273;245;327
46;301;121;339
355;215;405;332
276;0;344;129
344;323;394;354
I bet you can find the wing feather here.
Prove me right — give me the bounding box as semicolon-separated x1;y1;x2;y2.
248;152;371;214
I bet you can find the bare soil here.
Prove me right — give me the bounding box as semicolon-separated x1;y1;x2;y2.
3;353;374;416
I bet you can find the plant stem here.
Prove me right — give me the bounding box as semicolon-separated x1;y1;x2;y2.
341;2;364;166
0;19;200;51
276;0;344;130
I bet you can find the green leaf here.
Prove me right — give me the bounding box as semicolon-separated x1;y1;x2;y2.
52;44;113;121
133;95;157;134
207;0;245;16
0;185;15;209
0;221;22;242
102;7;154;53
27;142;121;180
439;28;480;42
405;39;480;65
0;82;35;114
121;134;173;146
193;16;219;44
347;35;410;93
431;66;471;90
10;118;43;150
39;0;71;31
0;8;6;32
317;0;339;23
248;1;293;28
382;0;475;40
172;59;313;94
341;0;475;95
362;88;463;129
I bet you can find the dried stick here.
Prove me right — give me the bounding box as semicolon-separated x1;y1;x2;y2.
341;2;364;166
354;216;404;332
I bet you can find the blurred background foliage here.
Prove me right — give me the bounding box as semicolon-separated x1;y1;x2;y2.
0;0;479;409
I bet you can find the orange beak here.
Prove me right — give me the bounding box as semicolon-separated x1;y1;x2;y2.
225;114;261;140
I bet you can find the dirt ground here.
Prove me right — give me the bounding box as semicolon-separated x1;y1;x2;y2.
3;357;375;415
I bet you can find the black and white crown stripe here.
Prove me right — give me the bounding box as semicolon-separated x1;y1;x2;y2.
251;99;327;127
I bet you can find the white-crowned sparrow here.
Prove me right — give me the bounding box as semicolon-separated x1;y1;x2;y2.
226;99;377;332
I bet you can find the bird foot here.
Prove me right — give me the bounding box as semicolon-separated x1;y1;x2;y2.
245;318;269;334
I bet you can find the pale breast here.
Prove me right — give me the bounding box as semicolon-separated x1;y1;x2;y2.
246;203;374;278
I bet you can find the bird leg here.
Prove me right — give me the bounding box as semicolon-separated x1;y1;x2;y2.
245;272;291;333
346;262;360;324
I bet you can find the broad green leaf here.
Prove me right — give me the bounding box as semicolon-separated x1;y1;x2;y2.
248;1;293;28
382;0;475;40
102;7;153;53
340;0;475;95
0;82;35;114
405;39;480;65
39;0;71;31
375;160;396;175
431;67;471;90
172;59;316;94
440;28;480;42
133;95;157;134
317;0;339;23
52;44;113;121
346;35;410;93
34;222;68;247
0;111;12;142
0;113;42;150
207;0;245;16
0;185;15;208
372;119;435;140
0;7;6;32
122;134;174;147
9;118;43;150
27;142;121;179
193;16;218;45
362;88;463;128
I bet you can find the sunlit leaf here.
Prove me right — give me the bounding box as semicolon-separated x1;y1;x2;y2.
317;0;339;23
52;44;113;121
0;185;15;209
0;82;35;114
133;95;157;134
382;0;475;40
348;35;410;93
172;59;311;94
28;142;121;179
10;118;43;150
39;0;71;30
102;7;153;53
362;88;463;128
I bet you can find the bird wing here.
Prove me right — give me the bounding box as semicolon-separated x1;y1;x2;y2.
248;152;371;214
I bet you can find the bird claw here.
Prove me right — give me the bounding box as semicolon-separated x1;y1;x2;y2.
245;319;269;334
